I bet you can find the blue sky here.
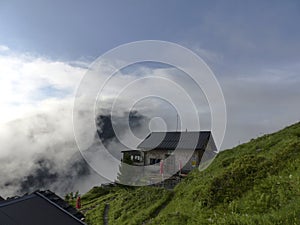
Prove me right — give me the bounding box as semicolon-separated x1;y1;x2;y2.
0;1;300;149
1;0;299;64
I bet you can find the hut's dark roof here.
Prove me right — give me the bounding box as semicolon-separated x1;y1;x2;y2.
137;131;211;150
121;150;141;154
0;190;85;225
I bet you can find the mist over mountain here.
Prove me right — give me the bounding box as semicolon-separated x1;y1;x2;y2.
0;109;147;198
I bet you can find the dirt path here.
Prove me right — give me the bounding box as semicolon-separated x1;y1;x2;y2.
103;203;110;225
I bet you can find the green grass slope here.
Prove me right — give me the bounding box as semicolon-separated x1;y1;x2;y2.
81;122;300;225
80;186;172;225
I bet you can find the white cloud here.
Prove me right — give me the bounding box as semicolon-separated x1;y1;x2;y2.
0;49;203;196
0;49;102;197
0;51;86;124
0;45;10;52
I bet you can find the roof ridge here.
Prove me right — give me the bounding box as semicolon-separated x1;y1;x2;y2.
137;130;212;150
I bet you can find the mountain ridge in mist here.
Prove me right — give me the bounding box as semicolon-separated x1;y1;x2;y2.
0;110;147;198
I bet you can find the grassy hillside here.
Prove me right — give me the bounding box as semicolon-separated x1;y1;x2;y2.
79;122;300;225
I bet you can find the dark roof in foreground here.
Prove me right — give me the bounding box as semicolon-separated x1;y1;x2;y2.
0;190;85;225
137;131;212;150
